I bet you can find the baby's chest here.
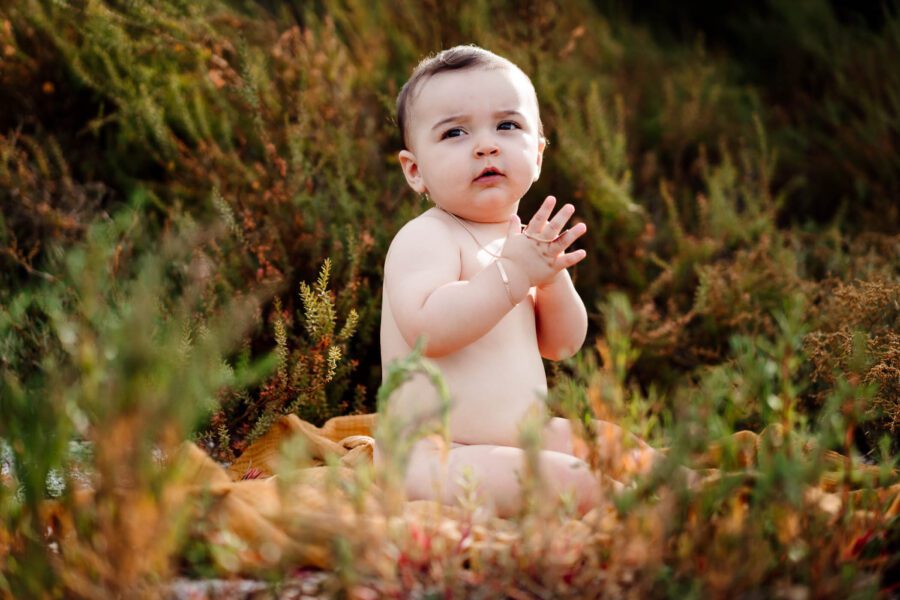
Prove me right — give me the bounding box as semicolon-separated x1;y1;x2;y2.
457;242;507;281
445;224;503;276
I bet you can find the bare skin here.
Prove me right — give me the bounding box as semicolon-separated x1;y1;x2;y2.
377;64;659;517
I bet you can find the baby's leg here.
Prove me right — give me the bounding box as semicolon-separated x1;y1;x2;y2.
542;417;660;483
403;438;610;518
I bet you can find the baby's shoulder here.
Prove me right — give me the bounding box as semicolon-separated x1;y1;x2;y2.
389;209;458;252
384;210;461;273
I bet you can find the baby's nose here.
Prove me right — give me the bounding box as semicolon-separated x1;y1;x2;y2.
474;142;500;157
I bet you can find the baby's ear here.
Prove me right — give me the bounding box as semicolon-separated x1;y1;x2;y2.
398;150;426;193
533;136;547;181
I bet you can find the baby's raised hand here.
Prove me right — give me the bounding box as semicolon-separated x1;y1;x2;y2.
501;196;587;288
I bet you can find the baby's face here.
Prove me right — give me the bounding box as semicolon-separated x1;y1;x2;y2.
399;67;545;223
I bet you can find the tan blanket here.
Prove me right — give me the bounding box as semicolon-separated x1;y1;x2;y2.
21;413;900;580
172;414;899;574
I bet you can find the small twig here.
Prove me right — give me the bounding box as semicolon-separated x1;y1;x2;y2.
2;246;59;283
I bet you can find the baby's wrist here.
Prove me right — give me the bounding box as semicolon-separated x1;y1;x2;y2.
496;258;530;305
537;270;567;290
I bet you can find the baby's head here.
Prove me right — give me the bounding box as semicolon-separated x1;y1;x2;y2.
396;45;546;222
397;46;544;151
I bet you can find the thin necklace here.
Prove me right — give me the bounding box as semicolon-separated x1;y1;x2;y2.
438;207;505;259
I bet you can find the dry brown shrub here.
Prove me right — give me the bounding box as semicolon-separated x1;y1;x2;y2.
805;279;900;435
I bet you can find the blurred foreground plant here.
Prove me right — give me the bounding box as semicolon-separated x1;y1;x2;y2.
0;201;267;597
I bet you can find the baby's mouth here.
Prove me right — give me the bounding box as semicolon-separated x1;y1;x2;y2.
474;167;504;182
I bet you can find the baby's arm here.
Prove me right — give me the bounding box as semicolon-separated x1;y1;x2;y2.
535;270;587;360
384;217;529;358
504;196;588;360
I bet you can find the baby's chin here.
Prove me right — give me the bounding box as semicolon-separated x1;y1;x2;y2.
432;192;526;220
440;206;520;224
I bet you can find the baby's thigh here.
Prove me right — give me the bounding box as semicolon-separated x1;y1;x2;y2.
405;438;599;517
541;416;650;459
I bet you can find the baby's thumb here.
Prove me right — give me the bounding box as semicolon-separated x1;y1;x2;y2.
508;213;521;236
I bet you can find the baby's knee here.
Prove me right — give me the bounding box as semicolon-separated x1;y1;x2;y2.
402;438;467;503
541;416;576;455
533;451;601;511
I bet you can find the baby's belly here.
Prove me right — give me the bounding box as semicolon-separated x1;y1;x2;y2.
382;301;548;447
438;344;548;445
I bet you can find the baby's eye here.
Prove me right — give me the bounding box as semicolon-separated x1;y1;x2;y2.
498;121;521;131
441;127;465;139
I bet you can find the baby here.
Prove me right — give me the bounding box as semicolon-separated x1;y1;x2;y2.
376;45;658;517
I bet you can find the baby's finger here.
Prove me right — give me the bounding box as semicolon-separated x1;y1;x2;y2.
551;221;587;250
546;203;575;237
555;249;587;270
527;196;556;234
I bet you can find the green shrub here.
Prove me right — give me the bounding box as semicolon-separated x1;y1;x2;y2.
202;258;362;461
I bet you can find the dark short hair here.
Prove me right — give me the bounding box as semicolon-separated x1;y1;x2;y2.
396;45;542;149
